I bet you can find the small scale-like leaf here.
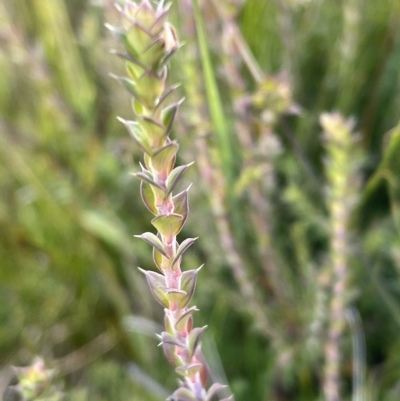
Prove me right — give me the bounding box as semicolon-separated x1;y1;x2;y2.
135;232;169;258
162;99;184;137
205;383;228;401
178;267;202;308
133;171;165;191
172;189;190;233
142;37;166;69
136;71;166;108
126;23;152;58
138;116;166;148
160;331;185;347
164;288;187;308
153;247;164;271
111;75;140;98
109;49;147;70
169;388;197;401
151;142;179;175
140;181;157;215
175;306;198;333
152;213;183;238
172;238;197;267
166;163;194;195
187;326;207;359
118;118;153;155
138;268;169;308
164;314;174;335
154;84;181;118
175;363;203;378
162;342;183;368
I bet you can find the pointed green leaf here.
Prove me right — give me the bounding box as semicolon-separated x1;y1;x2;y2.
150;9;169;35
164;288;187;307
178;267;201;308
151;142;178;174
136;71;166;108
187;326;207;359
138;268;169;308
164;314;174;335
140;181;157;215
138;116;166;148
172;188;189;224
162;99;183;137
153;247;164;271
126;23;152;57
154;84;181;118
110;49;147;70
133;171;164;191
162;342;183;368
118;118;153;155
160;331;185;347
142;37;166;69
166;163;193;195
135;232;169;258
112;75;142;99
152;213;183;238
172;238;197;267
175;306;198;333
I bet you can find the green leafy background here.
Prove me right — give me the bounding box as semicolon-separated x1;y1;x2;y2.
1;0;400;400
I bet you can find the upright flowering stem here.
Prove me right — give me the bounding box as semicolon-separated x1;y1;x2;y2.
107;2;230;400
321;113;359;401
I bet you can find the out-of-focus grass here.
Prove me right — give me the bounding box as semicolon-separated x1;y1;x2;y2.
1;0;400;400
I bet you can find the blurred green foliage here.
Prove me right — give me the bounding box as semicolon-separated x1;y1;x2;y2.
1;0;400;400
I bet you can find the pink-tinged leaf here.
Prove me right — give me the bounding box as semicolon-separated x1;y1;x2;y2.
194;348;209;386
138;116;166;148
160;331;185;347
172;238;197;267
175;306;198;332
175;363;203;378
151;213;183;238
166;163;194;195
151;142;179;175
162;342;182;368
205;383;228;401
135;232;169;258
169;388;197;401
140;181;157;215
118;118;153;155
187;326;207;359
178;267;202;309
138;268;168;308
150;8;169;35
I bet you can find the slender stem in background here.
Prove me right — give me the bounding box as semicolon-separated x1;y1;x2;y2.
346;307;366;401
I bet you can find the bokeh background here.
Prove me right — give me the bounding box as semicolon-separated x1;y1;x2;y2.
1;0;400;400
